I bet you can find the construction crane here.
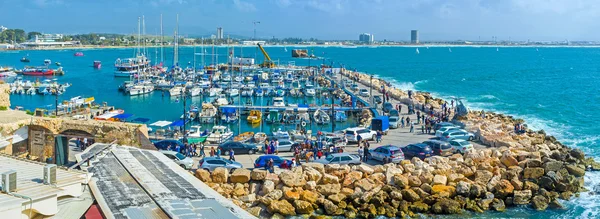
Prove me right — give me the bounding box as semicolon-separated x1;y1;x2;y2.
257;43;275;68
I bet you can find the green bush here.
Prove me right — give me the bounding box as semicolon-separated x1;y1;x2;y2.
25;110;34;115
0;106;7;111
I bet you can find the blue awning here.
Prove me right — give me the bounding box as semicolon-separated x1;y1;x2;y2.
169;119;185;127
111;113;134;120
222;107;236;114
132;118;150;123
298;104;309;108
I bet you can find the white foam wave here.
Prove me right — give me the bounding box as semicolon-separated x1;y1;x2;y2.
479;94;498;100
414;80;428;85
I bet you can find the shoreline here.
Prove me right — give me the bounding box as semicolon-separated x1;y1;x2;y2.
196;69;600;218
2;44;600;52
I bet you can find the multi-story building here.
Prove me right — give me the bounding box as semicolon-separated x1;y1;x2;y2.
411;30;419;44
359;33;374;44
217;27;223;39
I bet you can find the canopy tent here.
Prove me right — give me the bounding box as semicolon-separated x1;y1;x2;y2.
169;120;185;127
298;104;309;108
221;107;236;114
111;113;134;120
150;120;172;127
132;118;150;123
187;137;207;144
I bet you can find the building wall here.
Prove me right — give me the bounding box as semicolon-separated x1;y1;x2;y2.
411;30;419;44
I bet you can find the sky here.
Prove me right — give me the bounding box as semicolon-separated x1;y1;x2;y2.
1;0;599;41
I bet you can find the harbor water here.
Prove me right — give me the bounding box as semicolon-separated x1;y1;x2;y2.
2;46;600;218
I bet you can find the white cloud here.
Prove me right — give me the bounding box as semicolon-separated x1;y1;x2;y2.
233;0;257;12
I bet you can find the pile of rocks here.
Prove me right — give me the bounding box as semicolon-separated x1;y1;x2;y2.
196;142;596;218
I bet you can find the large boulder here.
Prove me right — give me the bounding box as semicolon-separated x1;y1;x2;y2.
211;167;229;183
293;200;314;214
268;200;296;216
302;163;325;173
230;169;251;183
543;161;564;173
408;175;422;187
474;170;493;185
491;198;505;211
317;184;341;196
280;170;306;187
300;190;319;203
251;169;267;181
493;179;514;198
394;174;410;188
322;173;340;184
357;164;374;175
523;167;545;179
570;149;585;160
566;165;585;177
456;181;471;196
342;171;363;187
531;195;549;211
500;154;519;167
431;185;456;198
283;190;301;201
432;174;447;186
355;178;376;191
401;189;421;202
304;181;317;190
262;180;275;194
303;167;323;182
432;198;462;214
385;165;404;184
513;190;532;205
195;169;212;182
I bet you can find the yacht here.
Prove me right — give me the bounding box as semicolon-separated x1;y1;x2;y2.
199;104;217;123
114;56;150;77
227;88;239;97
206;126;233;143
272;97;285;107
190;87;202;97
169;86;184;96
214;94;229;106
0;67;16;77
129;84;154;96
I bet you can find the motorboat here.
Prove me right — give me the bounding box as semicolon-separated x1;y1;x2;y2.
0;67;17;77
169;86;184;96
214;94;229;106
187;125;208;138
272;128;290;141
20;56;30;63
335;111;348;122
227;88;239;97
241;87;254;97
253;132;267;144
275;89;285;97
314;109;331;124
305;87;316;97
255;88;264;97
129;84;154;96
114;56;150;77
44;59;51;65
189;87;202;97
296;108;310;124
199;103;217;123
93;61;102;69
285;72;294;82
74;52;84;56
21;67;55;76
208;88;222;97
272;97;285;107
206;126;233;143
247;110;262;124
234;76;243;82
234;132;254;142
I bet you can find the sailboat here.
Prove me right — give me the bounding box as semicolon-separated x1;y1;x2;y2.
496;47;499;52
416;48;420;54
284;46;288;52
448;48;452;53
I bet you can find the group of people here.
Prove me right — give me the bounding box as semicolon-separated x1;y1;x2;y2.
168;142;203;158
75;138;92;151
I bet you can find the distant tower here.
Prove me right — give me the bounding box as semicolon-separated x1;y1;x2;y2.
359;33;374;44
217;27;224;39
411;30;419;44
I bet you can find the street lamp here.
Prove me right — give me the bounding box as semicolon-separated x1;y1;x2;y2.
369;72;373;105
328;88;336;133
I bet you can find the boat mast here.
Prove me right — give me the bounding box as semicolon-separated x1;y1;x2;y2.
142;15;146;57
174;14;179;67
201;37;205;72
160;13;164;64
137;16;141;56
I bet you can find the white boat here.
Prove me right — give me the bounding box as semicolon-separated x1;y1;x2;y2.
114;56;150;77
416;48;420;54
214;94;229;106
241;87;254;97
272;97;285;107
272;128;290;141
198;79;211;88
169;86;183;96
221;74;231;82
190;87;202;97
129;85;154;96
208;88;222;97
234;76;243;82
0;67;16;77
255;89;264;97
227;88;239;97
297;108;310;123
305;88;316;97
26;87;36;95
206;126;233;143
285;72;293;82
313;109;331;124
199;104;217;123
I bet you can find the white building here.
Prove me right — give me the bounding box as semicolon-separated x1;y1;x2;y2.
241;40;266;45
0;26;7;32
216;27;223;39
21;33;77;48
359;33;374;44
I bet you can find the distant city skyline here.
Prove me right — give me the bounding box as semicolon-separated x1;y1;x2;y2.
1;0;599;41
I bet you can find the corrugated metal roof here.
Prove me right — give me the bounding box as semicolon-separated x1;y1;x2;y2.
88;145;256;219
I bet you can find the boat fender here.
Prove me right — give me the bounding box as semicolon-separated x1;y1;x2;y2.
301;121;307;127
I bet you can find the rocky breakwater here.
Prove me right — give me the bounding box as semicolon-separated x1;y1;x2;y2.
195;142;598;218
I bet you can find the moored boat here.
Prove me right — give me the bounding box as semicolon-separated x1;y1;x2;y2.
234;132;254;142
74;52;84;56
206;126;233;143
247;110;262;124
253;132;267;143
199;103;217;123
93;61;102;69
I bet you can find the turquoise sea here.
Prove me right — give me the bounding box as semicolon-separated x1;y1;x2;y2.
2;46;599;218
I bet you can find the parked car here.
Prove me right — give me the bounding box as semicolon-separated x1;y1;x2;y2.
359;88;369;97
219;141;259;155
368;145;405;163
423;140;453;156
449;139;474;154
401;143;433;160
323;136;347;148
160;150;194;169
389;116;400;129
344;127;377;142
254;155;291;168
389;109;400;117
374;95;383;104
441;130;475;141
199;157;243;172
351;84;359;91
435;126;462;138
371;116;389;134
276;140;298;152
383;102;394;113
434;122;456;131
315;153;362;165
153;139;184;150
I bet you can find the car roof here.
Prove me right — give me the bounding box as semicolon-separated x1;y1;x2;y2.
451;139;467;143
329;153;352;157
446;130;466;134
379;145;401;150
346;127;367;131
424;140;448;144
203;156;226;161
159;150;178;155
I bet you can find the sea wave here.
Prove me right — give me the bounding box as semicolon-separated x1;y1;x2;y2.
414;80;428;85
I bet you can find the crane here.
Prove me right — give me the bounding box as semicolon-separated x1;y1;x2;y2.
257;43;274;68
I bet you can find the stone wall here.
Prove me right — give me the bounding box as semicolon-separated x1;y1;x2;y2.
0;83;9;109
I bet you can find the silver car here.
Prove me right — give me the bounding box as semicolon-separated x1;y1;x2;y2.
389;116;400;129
160;150;194;170
199;157;243;173
315;153;362;165
441;130;475;141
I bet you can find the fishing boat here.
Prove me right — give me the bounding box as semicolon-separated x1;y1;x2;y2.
74;52;84;57
206;126;233;143
20;56;30;63
214;94;229;106
255;88;264;97
44;59;51;65
241;87;254;97
272;97;285;107
272;128;290;140
234;132;254;142
253;132;267;144
296;108;310;124
275;89;285;97
247;110;262;124
314;109;331;124
189;87;202;97
305;87;316;97
93;61;102;69
335;111;348;122
21;67;55;76
208;88;222;97
187;125;209;143
266;109;280;124
129;84;154;96
198;103;217;123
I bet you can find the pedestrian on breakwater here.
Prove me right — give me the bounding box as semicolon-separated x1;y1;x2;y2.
357;134;363;147
229;149;235;161
216;147;221;158
406;117;411;126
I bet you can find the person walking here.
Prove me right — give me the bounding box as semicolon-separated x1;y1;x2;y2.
357;134;363;148
363;143;370;162
376;131;382;143
216;147;221;158
229;148;235;161
401;116;405;128
209;147;215;157
199;143;205;157
410;124;415;133
358;146;364;162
